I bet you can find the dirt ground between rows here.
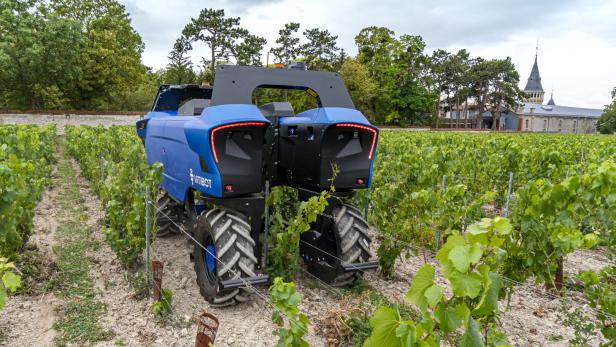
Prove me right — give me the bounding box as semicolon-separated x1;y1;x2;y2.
0;165;60;346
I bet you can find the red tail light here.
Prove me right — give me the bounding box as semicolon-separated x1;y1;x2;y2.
210;122;267;163
335;123;378;159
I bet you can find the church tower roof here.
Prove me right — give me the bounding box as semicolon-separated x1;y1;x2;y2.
524;54;544;92
547;90;555;105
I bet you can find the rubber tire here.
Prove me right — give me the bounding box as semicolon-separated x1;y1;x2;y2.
156;193;183;237
193;209;257;306
329;203;372;287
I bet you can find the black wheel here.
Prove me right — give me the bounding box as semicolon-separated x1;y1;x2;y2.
329;204;371;286
302;203;372;287
156;193;183;237
308;204;371;287
193;209;257;306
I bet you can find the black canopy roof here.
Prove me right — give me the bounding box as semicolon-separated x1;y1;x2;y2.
210;65;355;109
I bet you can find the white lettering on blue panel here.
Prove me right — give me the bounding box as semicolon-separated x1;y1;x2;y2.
189;168;212;188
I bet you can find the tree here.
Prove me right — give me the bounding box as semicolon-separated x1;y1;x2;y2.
598;87;616;134
52;0;147;109
301;28;340;71
335;48;348;71
355;26;397;67
484;58;524;130
0;0;149;110
468;57;492;127
465;58;524;129
394;35;436;125
339;59;378;120
455;55;477;126
0;0;84;109
355;27;434;125
233;34;267;66
355;27;400;122
50;0;128;26
270;22;301;65
428;49;476;125
428;49;452;118
443;50;471;126
165;36;196;84
105;67;160;111
182;8;246;81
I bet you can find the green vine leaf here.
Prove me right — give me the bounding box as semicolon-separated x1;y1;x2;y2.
448;243;482;273
450;270;482;299
434;304;463;333
492;217;512;235
2;271;21;292
423;285;443;308
395;320;417;346
364;306;401;347
405;264;435;311
270;278;309;347
474;269;502;316
460;317;485;347
0;285;6;310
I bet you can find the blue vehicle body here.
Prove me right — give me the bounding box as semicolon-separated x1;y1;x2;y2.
138;92;378;203
140;104;271;201
136;65;380;302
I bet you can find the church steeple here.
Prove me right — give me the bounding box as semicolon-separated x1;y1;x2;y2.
523;44;545;103
547;90;555;105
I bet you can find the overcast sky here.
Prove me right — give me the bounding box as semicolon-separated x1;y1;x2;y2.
120;0;616;109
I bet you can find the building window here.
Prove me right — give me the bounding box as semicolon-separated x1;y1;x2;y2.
558;119;562;132
573;120;577;133
542;119;547;132
525;119;529;130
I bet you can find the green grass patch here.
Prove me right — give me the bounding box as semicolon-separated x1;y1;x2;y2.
51;143;112;346
14;246;58;295
0;327;7;344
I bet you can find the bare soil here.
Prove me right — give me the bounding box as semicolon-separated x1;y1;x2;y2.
0;161;60;346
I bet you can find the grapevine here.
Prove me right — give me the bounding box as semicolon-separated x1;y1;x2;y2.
270;277;310;347
0;257;21;310
65;125;162;266
0;124;55;259
365;217;513;347
368;131;615;280
504;160;615;287
267;166;338;280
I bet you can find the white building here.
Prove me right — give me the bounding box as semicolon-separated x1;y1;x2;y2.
518;53;602;134
519;103;601;133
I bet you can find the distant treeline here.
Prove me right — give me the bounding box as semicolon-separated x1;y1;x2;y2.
1;0;534;127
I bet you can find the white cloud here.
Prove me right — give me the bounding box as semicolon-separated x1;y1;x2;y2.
121;0;615;109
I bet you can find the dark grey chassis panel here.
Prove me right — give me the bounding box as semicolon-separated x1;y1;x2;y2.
210;65;355;109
